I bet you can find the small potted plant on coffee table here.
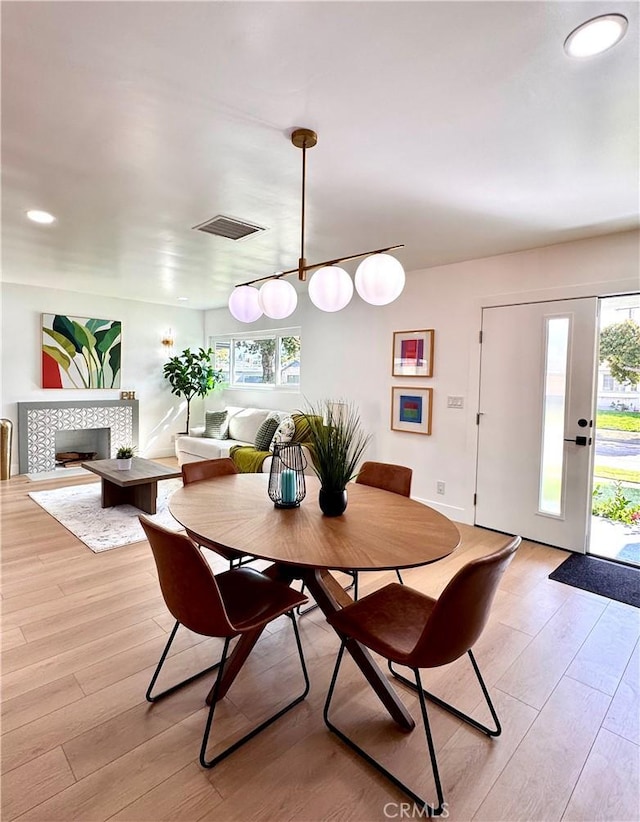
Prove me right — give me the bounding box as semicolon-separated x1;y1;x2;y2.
116;445;135;470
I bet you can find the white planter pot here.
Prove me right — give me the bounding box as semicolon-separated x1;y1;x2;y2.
116;458;132;470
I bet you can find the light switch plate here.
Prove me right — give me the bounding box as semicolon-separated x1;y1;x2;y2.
447;396;464;408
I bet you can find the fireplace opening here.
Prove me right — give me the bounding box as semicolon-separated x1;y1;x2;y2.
55;428;111;468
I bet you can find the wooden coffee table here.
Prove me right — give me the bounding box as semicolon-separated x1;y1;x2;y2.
81;457;182;514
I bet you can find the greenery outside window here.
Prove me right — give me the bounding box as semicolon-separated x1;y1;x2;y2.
211;329;301;389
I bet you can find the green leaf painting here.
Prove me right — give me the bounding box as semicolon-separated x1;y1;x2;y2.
42;314;122;388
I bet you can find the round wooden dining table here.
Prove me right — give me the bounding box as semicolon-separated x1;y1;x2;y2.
169;473;461;730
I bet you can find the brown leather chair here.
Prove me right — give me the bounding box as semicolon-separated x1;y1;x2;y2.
356;460;413;587
181;456;238;485
323;536;521;815
356;460;413;497
140;516;309;769
181;458;248;568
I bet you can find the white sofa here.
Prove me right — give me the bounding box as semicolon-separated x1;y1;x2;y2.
175;405;314;474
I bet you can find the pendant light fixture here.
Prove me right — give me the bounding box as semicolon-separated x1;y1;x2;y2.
228;285;263;323
228;129;405;322
258;278;298;319
308;265;353;312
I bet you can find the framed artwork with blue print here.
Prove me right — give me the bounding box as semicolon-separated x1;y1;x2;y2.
391;386;433;435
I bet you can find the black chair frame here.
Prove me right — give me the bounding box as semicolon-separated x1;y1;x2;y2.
147;612;310;769
323;642;501;817
297;570;357;615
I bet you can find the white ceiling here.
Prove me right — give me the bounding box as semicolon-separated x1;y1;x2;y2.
1;1;638;310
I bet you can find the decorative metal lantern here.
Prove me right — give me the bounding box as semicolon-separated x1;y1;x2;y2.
268;442;306;508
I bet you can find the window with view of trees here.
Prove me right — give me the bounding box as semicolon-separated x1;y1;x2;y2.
211;330;301;388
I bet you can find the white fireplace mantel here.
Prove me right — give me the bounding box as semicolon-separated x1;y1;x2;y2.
17;400;139;474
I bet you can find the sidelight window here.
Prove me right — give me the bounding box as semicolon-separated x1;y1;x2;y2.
539;316;570;516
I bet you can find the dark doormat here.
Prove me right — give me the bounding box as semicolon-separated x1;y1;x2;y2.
549;553;639;608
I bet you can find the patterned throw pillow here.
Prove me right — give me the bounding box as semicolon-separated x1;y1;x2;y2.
204;410;229;439
253;416;280;451
270;416;296;451
290;413;314;443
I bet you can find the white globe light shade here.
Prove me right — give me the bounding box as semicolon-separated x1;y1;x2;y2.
355;254;406;306
258;279;298;319
228;286;263;323
308;266;354;312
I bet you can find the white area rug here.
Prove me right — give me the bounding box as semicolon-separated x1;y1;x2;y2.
28;479;184;553
27;467;88;481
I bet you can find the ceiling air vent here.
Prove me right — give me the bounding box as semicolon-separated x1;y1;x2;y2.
192;214;266;241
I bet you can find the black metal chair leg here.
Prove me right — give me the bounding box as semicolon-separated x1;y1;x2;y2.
229;556;253;568
323;642;444;816
415;668;445;814
146;620;223;703
212;553;253;570
297;571;357;616
297;601;320;616
296;581;313;615
200;610;310;768
388;649;501;737
395;569;404;584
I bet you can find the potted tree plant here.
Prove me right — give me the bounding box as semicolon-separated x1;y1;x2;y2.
302;400;370;516
162;347;223;433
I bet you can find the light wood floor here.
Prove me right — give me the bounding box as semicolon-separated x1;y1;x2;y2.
1;461;638;822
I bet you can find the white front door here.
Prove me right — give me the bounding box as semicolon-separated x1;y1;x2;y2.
475;298;598;551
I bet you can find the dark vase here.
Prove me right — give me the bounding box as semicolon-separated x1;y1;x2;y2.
319;488;348;517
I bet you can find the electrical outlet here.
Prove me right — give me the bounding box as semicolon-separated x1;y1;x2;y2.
447;396;464;409
436;481;445;495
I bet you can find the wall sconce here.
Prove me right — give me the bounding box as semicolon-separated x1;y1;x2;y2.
161;329;175;349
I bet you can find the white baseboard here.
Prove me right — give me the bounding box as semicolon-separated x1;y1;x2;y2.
413;496;471;524
147;447;177;459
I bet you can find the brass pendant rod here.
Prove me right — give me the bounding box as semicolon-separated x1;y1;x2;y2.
234;244;405;288
232;127;404;291
300;139;307;267
302;243;405;272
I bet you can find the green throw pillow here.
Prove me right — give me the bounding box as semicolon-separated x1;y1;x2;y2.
204;410;229;439
254;416;280;451
291;413;322;443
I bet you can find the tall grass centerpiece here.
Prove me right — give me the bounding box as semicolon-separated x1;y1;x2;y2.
302;401;371;516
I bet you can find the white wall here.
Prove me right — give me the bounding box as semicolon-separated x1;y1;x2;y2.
205;229;639;523
4;230;636;504
1;283;204;473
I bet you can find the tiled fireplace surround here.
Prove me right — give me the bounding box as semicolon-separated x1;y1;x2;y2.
17;400;139;474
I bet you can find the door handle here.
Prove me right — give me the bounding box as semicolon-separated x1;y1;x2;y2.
563;435;591;446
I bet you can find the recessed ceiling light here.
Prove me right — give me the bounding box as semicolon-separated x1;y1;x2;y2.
178;296;189;301
26;209;56;224
564;14;628;58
